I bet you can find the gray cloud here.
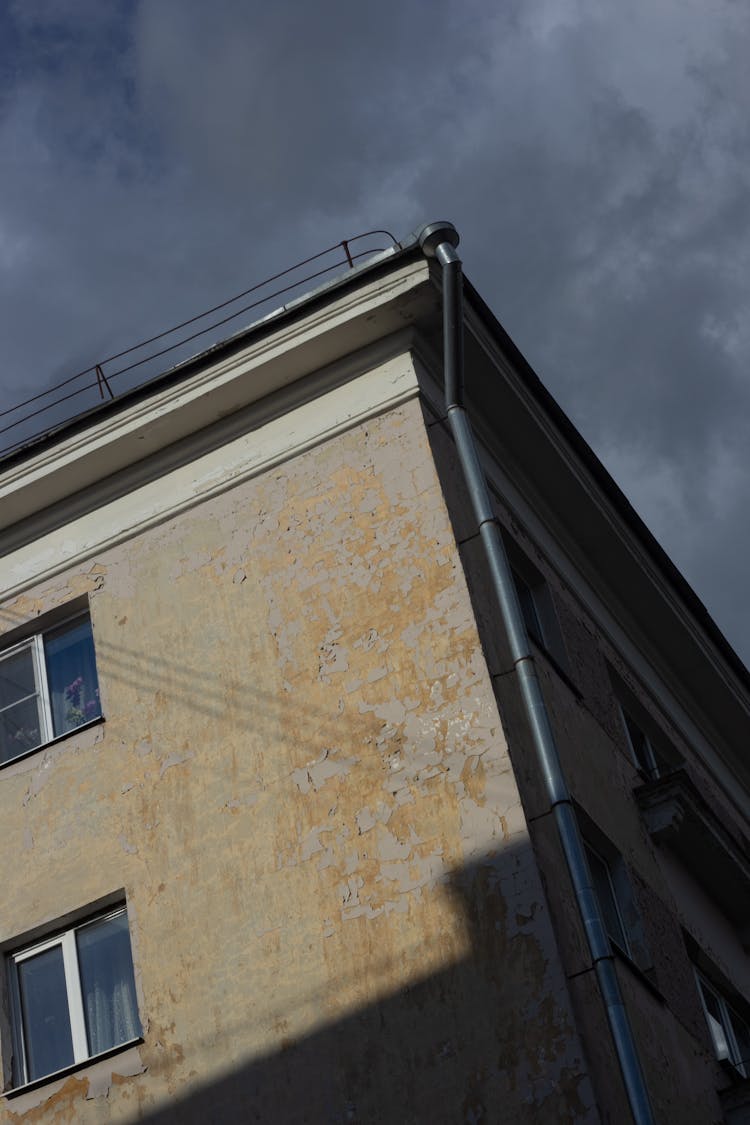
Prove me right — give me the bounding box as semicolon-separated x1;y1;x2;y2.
1;0;749;661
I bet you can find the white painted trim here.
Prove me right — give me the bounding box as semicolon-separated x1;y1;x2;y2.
0;260;430;534
32;635;53;745
60;933;88;1063
0;352;422;601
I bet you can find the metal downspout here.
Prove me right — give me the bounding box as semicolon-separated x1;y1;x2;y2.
417;221;656;1125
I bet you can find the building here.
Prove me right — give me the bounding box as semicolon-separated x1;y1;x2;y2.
1;222;749;1123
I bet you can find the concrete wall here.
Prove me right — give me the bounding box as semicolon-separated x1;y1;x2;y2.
0;394;595;1123
424;401;742;1123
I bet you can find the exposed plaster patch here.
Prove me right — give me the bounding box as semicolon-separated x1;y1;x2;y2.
343;852;360;875
376;827;412;862
353;628;389;654
376;851;446;895
159;750;193;778
357;489;381;514
356;807;376;835
342;903;384;921
4;1047;145;1113
360;698;406;725
4;1074;88;1116
301;826;334;862
223;794;259;812
118;834;138;855
459;798;503;857
22;757;54;804
318;640;349;680
292;748;358;794
84;1047;146;1099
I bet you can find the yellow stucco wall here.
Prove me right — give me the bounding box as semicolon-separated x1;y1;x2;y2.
0;399;593;1123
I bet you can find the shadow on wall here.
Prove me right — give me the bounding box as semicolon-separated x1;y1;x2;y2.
133;844;592;1125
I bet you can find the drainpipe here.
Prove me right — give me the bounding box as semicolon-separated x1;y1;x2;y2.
417;221;656;1125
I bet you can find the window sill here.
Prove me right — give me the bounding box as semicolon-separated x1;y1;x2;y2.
0;715;105;772
2;1037;142;1099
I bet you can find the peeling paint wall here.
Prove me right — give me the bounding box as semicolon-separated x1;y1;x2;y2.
0;392;596;1123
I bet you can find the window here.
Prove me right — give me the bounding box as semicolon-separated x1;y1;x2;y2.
583;840;631;956
8;907;141;1087
608;669;682;781
512;568;546;650
620;707;666;779
577;808;652;970
0;612;101;767
504;540;567;671
696;972;750;1077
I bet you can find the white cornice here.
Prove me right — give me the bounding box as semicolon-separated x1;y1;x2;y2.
0;349;422;600
0;258;431;536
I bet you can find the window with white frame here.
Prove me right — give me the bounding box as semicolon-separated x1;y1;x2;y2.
8;906;141;1087
696;971;750;1078
0;611;101;767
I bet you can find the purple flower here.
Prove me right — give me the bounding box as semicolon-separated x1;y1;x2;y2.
64;677;84;705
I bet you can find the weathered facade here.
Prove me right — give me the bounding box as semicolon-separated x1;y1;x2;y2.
1;235;749;1123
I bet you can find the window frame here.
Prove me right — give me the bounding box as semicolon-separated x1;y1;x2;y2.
695;970;750;1078
575;805;653;974
0;609;101;768
619;705;662;779
503;540;568;673
608;669;681;782
583;839;632;957
511;567;546;650
7;905;141;1089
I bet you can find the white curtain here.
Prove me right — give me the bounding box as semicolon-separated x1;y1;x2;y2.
78;914;140;1055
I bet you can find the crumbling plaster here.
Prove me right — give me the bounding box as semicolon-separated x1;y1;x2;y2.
1;395;595;1122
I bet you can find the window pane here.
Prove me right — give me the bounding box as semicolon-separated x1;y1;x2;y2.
0;647;36;710
44;618;101;737
18;945;74;1081
623;713;659;777
698;979;731;1060
729;1009;750;1074
0;696;43;764
585;843;628;952
513;570;543;647
77;913;140;1055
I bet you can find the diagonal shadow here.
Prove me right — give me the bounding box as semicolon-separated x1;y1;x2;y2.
124;845;593;1125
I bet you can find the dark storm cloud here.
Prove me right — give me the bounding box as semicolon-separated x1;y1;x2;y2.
1;0;749;660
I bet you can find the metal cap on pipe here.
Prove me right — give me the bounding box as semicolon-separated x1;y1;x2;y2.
416;221;460;257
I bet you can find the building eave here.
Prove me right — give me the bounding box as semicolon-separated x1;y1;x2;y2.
1;241;748;802
0;249;432;539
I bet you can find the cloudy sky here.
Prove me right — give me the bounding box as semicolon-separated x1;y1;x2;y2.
1;1;749;663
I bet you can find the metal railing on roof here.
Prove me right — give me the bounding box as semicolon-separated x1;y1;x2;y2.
0;230;399;460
